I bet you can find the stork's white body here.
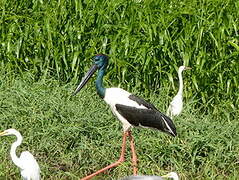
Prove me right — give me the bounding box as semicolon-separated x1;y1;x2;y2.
104;88;146;131
103;87;176;137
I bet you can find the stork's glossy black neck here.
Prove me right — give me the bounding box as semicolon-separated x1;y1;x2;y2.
95;68;106;99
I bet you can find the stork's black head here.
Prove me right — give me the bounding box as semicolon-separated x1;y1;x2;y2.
73;54;109;96
94;54;109;70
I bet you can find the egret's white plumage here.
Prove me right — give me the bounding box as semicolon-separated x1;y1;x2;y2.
167;66;191;118
0;129;40;180
121;172;179;180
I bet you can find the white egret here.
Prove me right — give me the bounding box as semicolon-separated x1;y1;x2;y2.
121;172;179;180
0;128;40;180
73;54;176;179
166;66;191;118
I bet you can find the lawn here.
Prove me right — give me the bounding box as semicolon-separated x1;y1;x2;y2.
0;74;238;179
0;0;238;179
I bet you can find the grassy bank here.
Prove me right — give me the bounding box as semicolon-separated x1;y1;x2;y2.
0;74;238;179
0;0;238;179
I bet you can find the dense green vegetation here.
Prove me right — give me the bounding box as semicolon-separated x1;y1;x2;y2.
0;0;238;179
0;75;238;179
1;0;238;110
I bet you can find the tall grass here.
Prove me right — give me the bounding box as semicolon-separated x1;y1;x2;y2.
0;73;238;179
0;0;238;112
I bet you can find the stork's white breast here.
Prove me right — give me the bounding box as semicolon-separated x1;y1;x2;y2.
103;87;147;131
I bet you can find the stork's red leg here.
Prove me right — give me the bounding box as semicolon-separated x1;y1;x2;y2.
128;131;138;175
81;132;128;180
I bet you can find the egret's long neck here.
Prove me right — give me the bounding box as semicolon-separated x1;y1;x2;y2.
96;68;106;99
177;70;183;95
10;134;23;169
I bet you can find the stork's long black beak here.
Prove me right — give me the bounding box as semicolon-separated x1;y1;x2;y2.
73;64;98;95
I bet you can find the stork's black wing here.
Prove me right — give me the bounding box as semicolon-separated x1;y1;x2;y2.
115;104;177;137
129;94;158;110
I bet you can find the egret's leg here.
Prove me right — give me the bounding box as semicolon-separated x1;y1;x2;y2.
128;131;138;175
81;132;128;180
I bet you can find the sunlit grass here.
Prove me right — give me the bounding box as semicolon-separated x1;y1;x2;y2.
0;0;238;179
0;74;238;179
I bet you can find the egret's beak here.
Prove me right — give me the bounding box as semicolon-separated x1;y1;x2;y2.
0;131;7;136
161;174;170;178
73;64;98;95
184;66;192;70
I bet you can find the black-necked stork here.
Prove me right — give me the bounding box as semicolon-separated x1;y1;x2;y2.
120;172;179;180
73;54;177;179
166;66;191;119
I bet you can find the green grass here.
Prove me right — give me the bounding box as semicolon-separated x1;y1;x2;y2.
0;0;238;179
0;74;238;179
